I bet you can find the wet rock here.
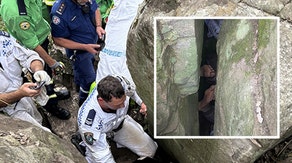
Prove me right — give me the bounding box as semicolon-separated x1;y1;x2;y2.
155;19;203;136
215;19;278;136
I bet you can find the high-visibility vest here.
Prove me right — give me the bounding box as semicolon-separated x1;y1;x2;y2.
44;0;55;6
89;81;96;94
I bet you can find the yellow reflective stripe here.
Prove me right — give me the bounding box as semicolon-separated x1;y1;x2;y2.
49;94;57;99
44;0;55;6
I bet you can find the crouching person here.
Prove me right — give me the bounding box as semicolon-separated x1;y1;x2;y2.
77;75;157;162
0;31;51;132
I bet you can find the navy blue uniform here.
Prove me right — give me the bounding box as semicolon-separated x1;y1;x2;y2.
51;0;98;104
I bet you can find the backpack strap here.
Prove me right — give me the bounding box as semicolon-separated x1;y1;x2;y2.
17;0;27;15
0;31;10;37
0;62;3;71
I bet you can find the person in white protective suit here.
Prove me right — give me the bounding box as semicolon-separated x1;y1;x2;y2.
95;0;148;115
0;31;51;132
78;75;157;162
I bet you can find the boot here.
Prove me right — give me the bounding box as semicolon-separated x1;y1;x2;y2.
44;104;71;120
54;85;71;100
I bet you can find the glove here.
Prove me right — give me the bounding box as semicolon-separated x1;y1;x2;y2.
34;87;49;106
33;70;51;85
50;61;66;75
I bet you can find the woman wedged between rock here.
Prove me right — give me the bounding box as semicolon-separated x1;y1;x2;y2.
197;19;222;136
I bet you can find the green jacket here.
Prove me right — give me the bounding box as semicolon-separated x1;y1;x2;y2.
0;0;50;49
96;0;113;23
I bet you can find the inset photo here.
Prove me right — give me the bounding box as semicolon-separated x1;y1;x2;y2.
154;17;279;139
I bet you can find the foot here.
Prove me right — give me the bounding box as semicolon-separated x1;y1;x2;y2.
54;85;71;100
200;65;215;77
46;105;71;120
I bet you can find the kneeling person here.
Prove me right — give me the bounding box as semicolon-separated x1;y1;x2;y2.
0;32;51;132
77;75;157;162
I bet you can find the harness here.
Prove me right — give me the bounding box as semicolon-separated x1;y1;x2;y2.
17;0;27;15
0;62;3;71
0;31;10;37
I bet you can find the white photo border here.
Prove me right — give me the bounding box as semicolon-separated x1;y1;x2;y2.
153;16;280;139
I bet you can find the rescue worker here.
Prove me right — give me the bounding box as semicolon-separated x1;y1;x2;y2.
95;0;147;115
77;75;157;162
50;0;106;106
0;0;71;120
0;31;51;132
45;0;112;27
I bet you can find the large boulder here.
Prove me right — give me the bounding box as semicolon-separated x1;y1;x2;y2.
215;19;278;136
0;114;86;163
155;19;203;136
126;0;292;162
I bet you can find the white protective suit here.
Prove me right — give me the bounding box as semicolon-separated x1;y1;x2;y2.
95;0;144;106
0;32;50;132
77;87;157;163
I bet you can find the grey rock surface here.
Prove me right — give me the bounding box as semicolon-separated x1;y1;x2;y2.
155;19;203;136
215;19;278;136
0;114;86;163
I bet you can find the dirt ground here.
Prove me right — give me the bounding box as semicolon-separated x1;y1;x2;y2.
255;135;292;163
